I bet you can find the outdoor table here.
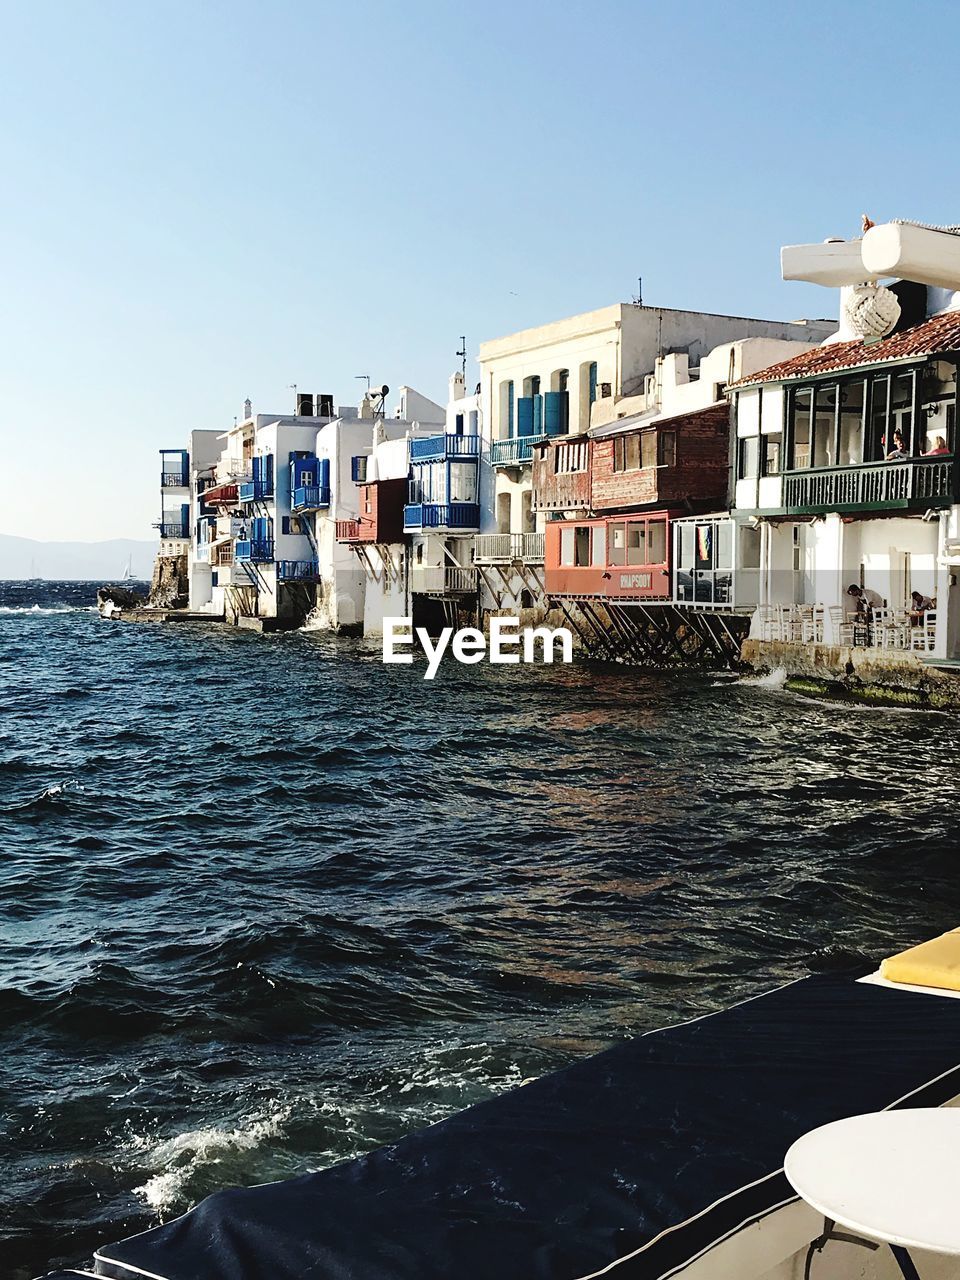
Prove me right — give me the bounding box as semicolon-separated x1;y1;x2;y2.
784;1109;960;1280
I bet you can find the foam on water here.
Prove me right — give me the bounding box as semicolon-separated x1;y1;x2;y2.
131;1103;294;1215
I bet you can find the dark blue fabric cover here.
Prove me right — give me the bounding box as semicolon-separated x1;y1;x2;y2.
91;975;960;1280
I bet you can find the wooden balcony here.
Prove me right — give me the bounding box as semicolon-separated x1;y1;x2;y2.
782;456;955;513
409;565;476;595
473;533;544;564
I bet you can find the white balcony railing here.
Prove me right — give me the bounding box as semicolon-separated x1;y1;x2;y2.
410;565;476;594
473;533;544;564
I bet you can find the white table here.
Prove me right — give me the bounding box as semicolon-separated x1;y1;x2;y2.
785;1109;960;1279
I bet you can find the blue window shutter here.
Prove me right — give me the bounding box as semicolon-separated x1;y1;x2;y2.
508;381;515;437
282;516;290;534
544;391;567;436
252;456;261;483
319;458;330;491
517;397;534;437
589;363;598;404
266;455;274;486
252;516;266;540
533;394;543;435
180;502;189;534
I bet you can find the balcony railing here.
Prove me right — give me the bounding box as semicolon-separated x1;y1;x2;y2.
409;433;481;462
336;519;361;541
277;559;320;582
473;533;544;564
155;520;189;539
782;456;955;513
410;565;476;594
213;545;234;566
490;435;547;467
161;469;189;487
291;484;331;512
238;479;274;503
234;539;274;563
403;502;481;532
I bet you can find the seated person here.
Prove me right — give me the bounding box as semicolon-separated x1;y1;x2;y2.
924;435;950;455
885;429;908;460
847;583;883;614
910;590;935;622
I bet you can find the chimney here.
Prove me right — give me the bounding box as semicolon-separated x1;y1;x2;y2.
449;371;466;402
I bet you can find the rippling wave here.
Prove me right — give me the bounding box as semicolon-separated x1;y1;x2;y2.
4;579;960;1277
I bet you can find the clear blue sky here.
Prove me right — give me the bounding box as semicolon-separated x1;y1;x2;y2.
1;0;956;541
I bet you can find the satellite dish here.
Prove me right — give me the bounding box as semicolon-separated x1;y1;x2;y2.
375;384;389;398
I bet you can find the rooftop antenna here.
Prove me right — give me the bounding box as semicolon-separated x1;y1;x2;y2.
456;335;467;380
631;277;643;308
355;374;371;393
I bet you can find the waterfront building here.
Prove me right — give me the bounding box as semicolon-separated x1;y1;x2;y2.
192;396;338;625
531;335;834;652
475;305;834;625
188;388;445;629
155;430;221;606
729;219;960;660
401;372;482;630
323;385;445;634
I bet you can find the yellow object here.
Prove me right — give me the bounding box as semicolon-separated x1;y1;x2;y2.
880;929;960;991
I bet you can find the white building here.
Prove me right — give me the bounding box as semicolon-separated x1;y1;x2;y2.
192;387;445;630
728;219;960;659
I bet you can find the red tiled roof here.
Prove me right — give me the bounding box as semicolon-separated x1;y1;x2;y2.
728;310;960;389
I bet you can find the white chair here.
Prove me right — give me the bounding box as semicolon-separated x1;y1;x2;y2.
829;605;857;646
911;611;937;653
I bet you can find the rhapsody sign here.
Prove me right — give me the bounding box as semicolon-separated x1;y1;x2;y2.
383;616;574;680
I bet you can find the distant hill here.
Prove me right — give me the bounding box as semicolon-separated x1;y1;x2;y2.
0;533;156;581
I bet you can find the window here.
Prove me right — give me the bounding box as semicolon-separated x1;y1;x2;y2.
591;527;605;567
627;523;646;565
812;383;837;467
608;522;626;565
455;413;464;435
448;461;477;503
560;526;575;565
647;520;666;565
614;434;641;471
575;526;591;565
838;379;865;465
352;455;368;483
641;432;657;468
560;525;595;567
658;431;677;467
790;387;813;468
738;436;759;479
761;433;781;476
555;441;587;473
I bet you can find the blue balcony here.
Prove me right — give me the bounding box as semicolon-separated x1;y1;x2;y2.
409;434;481;462
277;559;321;582
403;502;481;532
291;484;331;513
238;479;274;503
234;539;275;563
490;435;546;467
160;449;189;487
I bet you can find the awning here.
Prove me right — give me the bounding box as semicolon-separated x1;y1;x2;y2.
80;972;960;1280
201;483;238;505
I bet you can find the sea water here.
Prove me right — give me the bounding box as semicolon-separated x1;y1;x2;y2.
4;580;960;1277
